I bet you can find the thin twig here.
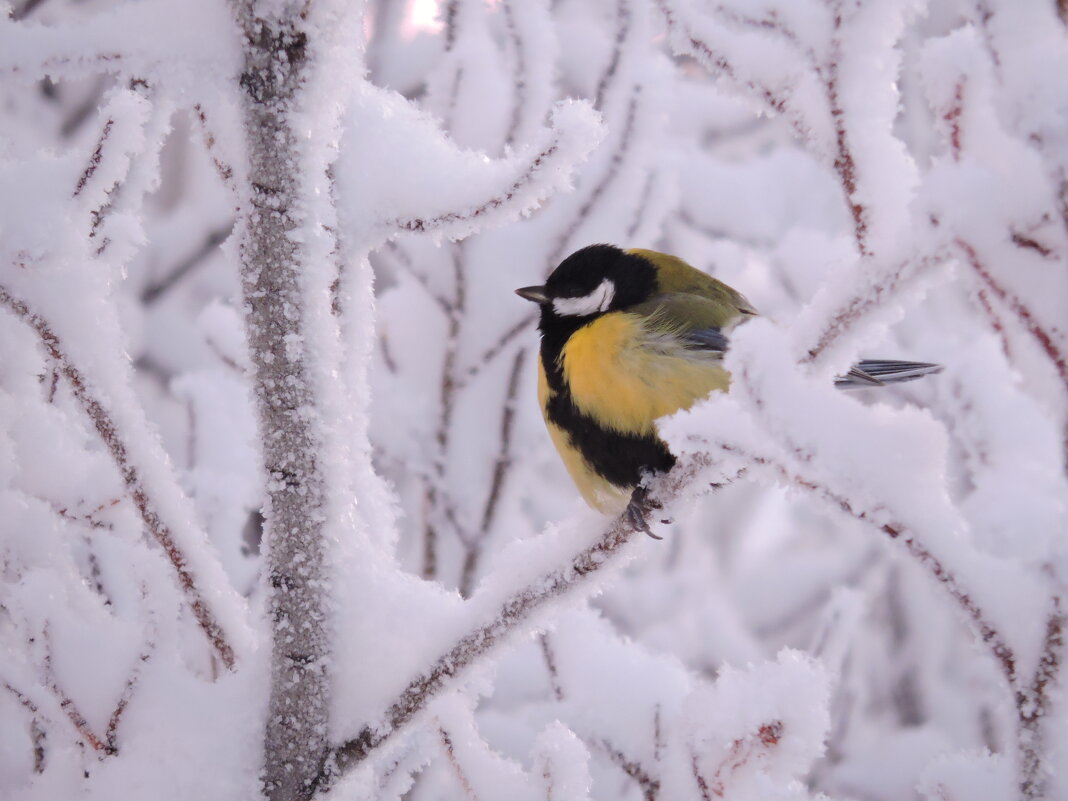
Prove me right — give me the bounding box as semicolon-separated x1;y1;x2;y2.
731;443;1018;683
384;137;562;234
40;626;110;754
73;119;114;198
593;0;631;111
459;347;528;597
822;51;869;257
654;0;798;134
31;719;46;773
956;239;1068;389
104;635;156;753
192;104;236;192
501;0;529;149
423;247;468;581
1017;596;1064;800
539;633;564;702
601;739;659;801
801;249;943;364
461;313;536;386
547;86;642;269
3;682;50;771
12;0;50;21
0;285;236;669
142;223;234;305
437;724;480;801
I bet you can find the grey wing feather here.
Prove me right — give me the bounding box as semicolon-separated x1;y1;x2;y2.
836;359;943;389
682;328;730;353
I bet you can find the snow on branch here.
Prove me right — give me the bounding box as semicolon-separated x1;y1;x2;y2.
0;286;238;670
325;459;711;789
415;699;592;801
653;0;820;143
337;89;604;246
67;89;153;253
500;0;557;150
955;239;1068;391
796;245;949;368
677;652;829;800
660;319;1064;799
0;0;239;91
915;26;1068;415
657;0;933;375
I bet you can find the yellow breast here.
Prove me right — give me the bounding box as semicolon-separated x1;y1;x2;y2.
536;313;730;513
559;312;730;435
537;360;633;512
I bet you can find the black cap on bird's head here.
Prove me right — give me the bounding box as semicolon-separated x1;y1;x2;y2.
515;244;658;321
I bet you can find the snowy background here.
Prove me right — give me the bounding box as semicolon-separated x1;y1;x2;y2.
2;1;1067;800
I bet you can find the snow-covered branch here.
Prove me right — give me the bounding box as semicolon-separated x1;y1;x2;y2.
328;456;710;786
0;285;238;670
0;0;239;89
662;318;1065;799
338;92;604;246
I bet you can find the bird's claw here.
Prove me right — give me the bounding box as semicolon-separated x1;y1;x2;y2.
626;486;668;540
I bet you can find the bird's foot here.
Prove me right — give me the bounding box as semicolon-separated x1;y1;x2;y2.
626;486;670;540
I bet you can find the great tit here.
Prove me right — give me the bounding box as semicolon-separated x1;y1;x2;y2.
516;244;940;536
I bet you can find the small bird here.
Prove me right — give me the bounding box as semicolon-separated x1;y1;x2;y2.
516;244;940;536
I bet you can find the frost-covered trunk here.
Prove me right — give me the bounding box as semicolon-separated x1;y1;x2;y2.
234;4;331;797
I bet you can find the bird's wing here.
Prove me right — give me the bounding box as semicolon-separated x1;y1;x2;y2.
558;304;733;437
627;249;759;317
630;292;747;356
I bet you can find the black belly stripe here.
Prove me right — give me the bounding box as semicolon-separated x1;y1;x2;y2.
544;380;676;490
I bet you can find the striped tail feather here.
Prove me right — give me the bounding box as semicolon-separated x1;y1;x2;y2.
835;359;943;389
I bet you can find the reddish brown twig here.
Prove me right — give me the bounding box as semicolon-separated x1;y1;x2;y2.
716;435;1065;800
193;103;236;192
437;724;480;801
821;53;869;257
3;681;49;771
40;626;111;754
31;615;156;758
1017;597;1064;800
801;249;942;364
654;0;806;140
956;238;1068;390
104;633;155;754
0;285;236;669
602;738;660;801
723;442;1018;686
384;138;561;234
73;118;114;198
691;721;784;799
944;80;966;161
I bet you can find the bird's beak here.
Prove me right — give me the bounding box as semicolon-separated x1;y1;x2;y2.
515;285;550;304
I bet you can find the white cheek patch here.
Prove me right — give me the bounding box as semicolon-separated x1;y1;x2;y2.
552;278;615;317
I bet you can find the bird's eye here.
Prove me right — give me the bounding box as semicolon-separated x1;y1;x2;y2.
551;278;615;317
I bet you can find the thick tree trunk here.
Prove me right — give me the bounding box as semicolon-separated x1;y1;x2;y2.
233;4;332;799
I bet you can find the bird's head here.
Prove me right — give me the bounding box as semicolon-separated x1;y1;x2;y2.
516;244;657;321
